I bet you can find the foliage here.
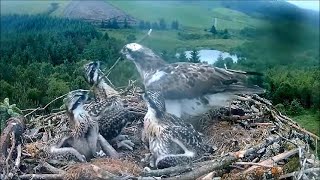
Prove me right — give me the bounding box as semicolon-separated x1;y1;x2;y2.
0;98;22;130
159;18;167;30
171;20;179;30
214;55;234;68
189;50;201;63
210;25;217;34
0;15;134;114
126;34;137;43
178;52;188;62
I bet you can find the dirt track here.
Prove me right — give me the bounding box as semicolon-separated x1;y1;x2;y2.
63;1;136;23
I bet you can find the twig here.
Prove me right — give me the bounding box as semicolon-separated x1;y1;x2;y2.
279;168;320;179
242;148;299;174
24;93;68;117
40;161;66;174
98;134;119;158
19;174;64;180
5;132;16;174
233;162;273;168
164;155;237;180
142;164;193;177
14;144;21;168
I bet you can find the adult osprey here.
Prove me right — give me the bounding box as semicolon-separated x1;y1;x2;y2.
121;43;265;120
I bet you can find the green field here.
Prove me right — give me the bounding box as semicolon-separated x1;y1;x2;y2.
108;1;268;30
0;0;69;16
106;29;246;52
292;111;320;137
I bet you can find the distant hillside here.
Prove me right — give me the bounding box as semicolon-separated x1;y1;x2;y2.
1;1;318;28
63;1;137;25
219;0;319;27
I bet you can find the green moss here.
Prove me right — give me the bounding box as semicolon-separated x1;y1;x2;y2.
283;156;300;173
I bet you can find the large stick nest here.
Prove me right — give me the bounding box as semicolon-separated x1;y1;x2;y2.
1;84;319;180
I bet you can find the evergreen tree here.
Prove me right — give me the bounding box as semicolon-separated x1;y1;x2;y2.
178;52;188;62
100;20;105;28
139;20;145;29
159;18;167;30
106;20;112;28
145;21;151;29
210;25;217;34
171;20;179;30
103;32;109;41
189;50;201;63
152;22;159;29
111;18;119;29
124;18;129;28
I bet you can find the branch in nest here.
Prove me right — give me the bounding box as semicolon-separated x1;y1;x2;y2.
38;161;66;174
14;144;21;168
279;168;320;179
98;134;119;158
142;164;193;177
23;93;69;117
164;155;237;180
19;174;64;180
241;148;299;174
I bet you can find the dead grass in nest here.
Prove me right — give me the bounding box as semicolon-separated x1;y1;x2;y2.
92;157;142;176
204;121;270;154
23;141;45;158
64;157;142;179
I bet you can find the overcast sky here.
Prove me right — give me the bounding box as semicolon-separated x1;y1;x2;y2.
287;1;320;11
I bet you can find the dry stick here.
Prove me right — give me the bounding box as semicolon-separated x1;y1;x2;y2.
5;132;16;174
233;162;274;168
164;155;237;180
24;89;90;118
23;93;69;117
242;148;299;174
19;174;64;180
142;164;193;177
279;168;320;179
14;144;21;168
40;161;66;174
98;134;119;158
270;108;320;140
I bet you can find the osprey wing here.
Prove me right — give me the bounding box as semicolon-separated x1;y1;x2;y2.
147;63;265;99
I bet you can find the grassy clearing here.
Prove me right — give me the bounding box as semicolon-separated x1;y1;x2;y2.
105;29;245;52
108;1;267;30
292;110;320;136
0;0;69;16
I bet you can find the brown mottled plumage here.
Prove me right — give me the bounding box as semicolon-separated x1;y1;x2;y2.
83;62;135;150
142;90;214;169
121;43;265;122
44;90;99;162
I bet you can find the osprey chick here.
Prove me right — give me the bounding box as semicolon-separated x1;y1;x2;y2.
142;90;214;169
121;43;265;123
83;61;135;150
48;90;99;162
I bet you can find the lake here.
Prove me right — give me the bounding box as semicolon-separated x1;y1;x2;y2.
184;49;238;64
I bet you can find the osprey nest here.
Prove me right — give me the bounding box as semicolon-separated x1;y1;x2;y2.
1;83;319;180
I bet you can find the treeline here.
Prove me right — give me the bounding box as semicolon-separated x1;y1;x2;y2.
100;17;180;30
228;21;320;113
138;19;179;30
0;15;137;112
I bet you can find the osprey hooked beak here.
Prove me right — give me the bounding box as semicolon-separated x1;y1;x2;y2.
65;90;89;112
83;61;101;85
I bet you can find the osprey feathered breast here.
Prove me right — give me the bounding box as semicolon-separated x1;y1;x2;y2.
121;43;265;121
142;90;214;169
83;61;135;150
